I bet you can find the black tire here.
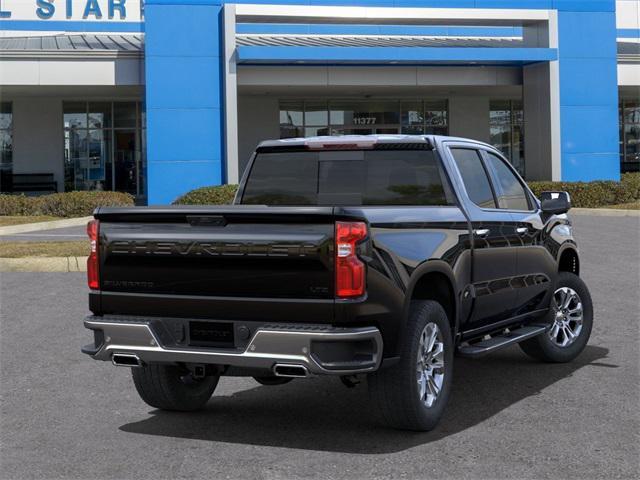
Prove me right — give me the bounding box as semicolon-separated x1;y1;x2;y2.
131;364;219;411
519;272;593;363
253;376;293;386
368;300;454;431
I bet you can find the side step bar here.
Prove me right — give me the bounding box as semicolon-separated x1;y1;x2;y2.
457;325;548;358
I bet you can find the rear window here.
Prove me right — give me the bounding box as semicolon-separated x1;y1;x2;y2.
241;150;454;206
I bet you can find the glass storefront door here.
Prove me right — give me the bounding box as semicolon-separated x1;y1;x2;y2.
64;101;146;199
114;130;138;195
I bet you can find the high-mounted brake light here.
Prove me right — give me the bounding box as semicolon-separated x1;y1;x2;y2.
305;136;377;150
335;221;367;298
87;220;99;290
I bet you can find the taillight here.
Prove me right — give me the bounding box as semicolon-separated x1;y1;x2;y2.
335;221;367;298
87;219;99;290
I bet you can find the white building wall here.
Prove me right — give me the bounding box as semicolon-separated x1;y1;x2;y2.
12;97;64;191
616;0;640;30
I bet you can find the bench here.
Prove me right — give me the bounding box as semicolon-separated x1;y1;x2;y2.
9;173;58;194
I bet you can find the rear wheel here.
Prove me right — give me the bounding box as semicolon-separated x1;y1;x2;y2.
519;272;593;363
368;300;453;431
132;364;219;411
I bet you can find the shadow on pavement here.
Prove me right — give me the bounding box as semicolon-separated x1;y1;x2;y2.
120;345;611;454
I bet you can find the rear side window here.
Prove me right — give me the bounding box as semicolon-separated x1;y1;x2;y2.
450;148;496;208
242;149;454;206
484;152;531;211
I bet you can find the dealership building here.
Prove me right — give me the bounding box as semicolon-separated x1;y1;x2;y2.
0;0;638;204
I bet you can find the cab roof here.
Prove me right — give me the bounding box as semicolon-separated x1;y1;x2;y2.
256;134;493;150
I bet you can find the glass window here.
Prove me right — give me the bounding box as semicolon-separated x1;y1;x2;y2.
242;152;320;205
0;102;12;192
425;100;448;127
360;150;450;205
401;101;424;126
64;102;87;129
280;99;448;139
114;102;136;128
89;102;112;129
63;101;145;197
490;100;524;176
620;99;640;173
279;101;304;139
450;148;496;209
242;149;452;206
0;102;12;130
485;152;530;211
304;101;328;127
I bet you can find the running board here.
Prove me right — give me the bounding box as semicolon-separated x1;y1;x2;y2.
457;325;548;358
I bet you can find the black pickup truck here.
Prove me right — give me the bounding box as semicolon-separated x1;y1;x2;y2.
82;135;593;431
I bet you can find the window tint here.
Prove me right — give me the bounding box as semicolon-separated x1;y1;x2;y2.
241;152;319;205
485;152;530;210
450;148;496;208
242;149;454;206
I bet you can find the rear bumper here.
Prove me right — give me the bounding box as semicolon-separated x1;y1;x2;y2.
82;315;383;376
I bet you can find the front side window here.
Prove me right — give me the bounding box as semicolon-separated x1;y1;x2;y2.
484;152;530;211
450;148;496;209
242;149;453;206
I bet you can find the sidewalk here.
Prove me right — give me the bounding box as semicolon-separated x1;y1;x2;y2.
0;256;88;272
0;216;92;236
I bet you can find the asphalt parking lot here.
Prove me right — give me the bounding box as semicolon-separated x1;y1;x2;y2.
1;213;639;480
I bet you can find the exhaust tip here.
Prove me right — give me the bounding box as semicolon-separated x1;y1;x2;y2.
112;353;141;367
273;364;308;378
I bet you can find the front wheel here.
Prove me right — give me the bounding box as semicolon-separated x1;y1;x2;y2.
519;272;593;363
132;364;219;411
368;300;453;431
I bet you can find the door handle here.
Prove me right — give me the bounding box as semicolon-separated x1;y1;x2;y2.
474;228;490;238
516;227;528;235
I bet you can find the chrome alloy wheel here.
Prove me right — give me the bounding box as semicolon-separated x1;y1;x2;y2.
416;322;445;408
549;286;584;348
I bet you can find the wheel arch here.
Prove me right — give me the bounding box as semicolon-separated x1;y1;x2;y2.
557;244;580;276
401;260;459;346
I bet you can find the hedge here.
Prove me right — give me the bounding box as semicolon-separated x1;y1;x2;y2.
171;173;640;209
172;184;239;205
0;191;135;217
528;173;640;208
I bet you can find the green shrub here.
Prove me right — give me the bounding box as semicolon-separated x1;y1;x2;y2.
173;184;239;205
527;172;640;208
0;191;135;217
619;173;640;203
0;194;39;216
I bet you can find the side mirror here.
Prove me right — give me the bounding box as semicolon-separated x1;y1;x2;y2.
539;191;571;215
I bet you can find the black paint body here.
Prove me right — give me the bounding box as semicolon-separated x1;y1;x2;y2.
89;136;578;360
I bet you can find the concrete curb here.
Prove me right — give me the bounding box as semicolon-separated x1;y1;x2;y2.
0;256;88;272
0;216;93;236
570;208;640;217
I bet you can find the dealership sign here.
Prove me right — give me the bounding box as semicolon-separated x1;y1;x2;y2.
0;0;142;21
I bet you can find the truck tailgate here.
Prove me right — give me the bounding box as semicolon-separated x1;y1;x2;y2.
93;206;337;320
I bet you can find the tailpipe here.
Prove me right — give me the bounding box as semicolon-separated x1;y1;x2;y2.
273;363;308;378
112;353;142;367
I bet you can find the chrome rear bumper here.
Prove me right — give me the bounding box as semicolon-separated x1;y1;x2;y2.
83;316;383;376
